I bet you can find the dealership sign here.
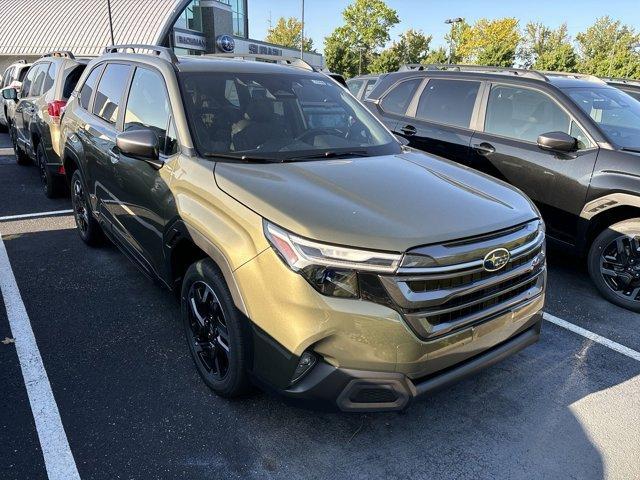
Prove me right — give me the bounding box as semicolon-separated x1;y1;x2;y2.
173;28;206;51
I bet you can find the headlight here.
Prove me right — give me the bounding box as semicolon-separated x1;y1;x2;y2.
263;220;402;298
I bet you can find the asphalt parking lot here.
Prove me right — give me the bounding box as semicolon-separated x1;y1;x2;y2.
0;131;639;480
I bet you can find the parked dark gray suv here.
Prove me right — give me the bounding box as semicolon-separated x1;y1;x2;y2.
367;64;640;311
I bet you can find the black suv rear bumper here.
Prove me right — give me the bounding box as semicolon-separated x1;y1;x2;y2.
279;316;542;412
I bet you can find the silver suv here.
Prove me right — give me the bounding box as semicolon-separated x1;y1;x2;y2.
3;51;87;197
0;60;32;131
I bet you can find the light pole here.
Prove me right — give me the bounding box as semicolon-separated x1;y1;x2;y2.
444;17;463;64
300;0;305;61
107;0;115;45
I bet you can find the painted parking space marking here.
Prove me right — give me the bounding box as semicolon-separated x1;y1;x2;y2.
0;232;81;480
544;312;640;362
0;209;73;222
0;147;14;155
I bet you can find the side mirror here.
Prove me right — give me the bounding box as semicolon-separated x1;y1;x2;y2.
537;131;577;153
116;129;163;168
395;134;410;146
2;87;17;100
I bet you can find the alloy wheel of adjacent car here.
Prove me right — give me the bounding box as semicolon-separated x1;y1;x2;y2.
37;144;63;198
589;219;640;312
181;259;251;398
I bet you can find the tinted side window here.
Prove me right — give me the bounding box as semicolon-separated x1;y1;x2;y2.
415;79;480;128
347;80;363;96
21;65;42;98
485;85;570;143
124;67;170;145
42;62;57;95
17;67;29;83
93;64;131;124
79;65;103;110
1;67;12;88
30;63;50;97
363;79;377;99
380;78;421;115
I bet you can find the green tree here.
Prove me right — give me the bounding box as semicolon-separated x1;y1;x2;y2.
444;19;471;64
576;16;640;78
369;29;432;73
265;17;313;52
457;18;520;67
324;0;400;77
519;22;577;71
423;46;449;65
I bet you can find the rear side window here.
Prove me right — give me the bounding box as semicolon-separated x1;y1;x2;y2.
63;65;86;99
42;62;57;95
485;85;570;143
380;78;421;115
415;79;481;128
30;63;50;97
124;67;170;147
79;65;103;110
93;64;131;124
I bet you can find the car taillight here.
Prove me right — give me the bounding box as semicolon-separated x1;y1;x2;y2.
47;100;67;124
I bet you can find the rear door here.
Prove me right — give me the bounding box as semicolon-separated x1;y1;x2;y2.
470;83;599;244
15;63;48;150
86;63;133;231
400;78;483;165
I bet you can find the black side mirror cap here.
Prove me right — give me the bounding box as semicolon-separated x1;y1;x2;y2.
116;129;163;168
537;131;578;152
1;87;17;100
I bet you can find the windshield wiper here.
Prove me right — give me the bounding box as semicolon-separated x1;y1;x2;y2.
202;152;278;163
621;147;640;154
283;150;371;162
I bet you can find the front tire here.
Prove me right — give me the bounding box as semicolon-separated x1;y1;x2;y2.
181;259;252;398
70;169;104;246
588;219;640;312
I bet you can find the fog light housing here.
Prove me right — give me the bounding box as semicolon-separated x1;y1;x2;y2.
291;351;317;384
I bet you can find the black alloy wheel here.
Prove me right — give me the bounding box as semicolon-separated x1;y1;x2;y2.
181;259;251;397
589;219;640;312
70;169;103;246
186;281;231;381
37;144;63;198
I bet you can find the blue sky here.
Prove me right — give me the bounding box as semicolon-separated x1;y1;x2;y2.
248;0;640;53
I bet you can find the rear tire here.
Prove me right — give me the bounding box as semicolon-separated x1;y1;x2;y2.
37;144;64;198
70;169;104;246
588;218;640;312
181;259;252;398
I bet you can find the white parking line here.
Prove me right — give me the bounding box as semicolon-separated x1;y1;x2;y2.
0;209;73;222
0;232;81;480
0;147;14;155
544;312;640;362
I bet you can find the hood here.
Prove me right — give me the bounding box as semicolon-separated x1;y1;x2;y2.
214;151;539;252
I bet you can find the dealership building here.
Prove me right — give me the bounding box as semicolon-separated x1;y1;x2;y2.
0;0;323;72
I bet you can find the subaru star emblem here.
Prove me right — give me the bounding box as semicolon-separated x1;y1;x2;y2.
216;34;235;53
483;248;510;272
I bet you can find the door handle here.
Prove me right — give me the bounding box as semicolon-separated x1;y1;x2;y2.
473;142;495;155
400;124;417;136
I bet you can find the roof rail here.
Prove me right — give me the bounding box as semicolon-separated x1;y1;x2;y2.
600;76;640;86
42;50;75;59
208;53;317;71
104;44;178;64
399;63;549;81
541;71;605;84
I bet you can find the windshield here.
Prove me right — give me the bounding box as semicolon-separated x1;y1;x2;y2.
178;71;400;160
564;86;640;149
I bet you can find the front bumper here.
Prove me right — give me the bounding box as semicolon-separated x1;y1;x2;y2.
279;317;541;412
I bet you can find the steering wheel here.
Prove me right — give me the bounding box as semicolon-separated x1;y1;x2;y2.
295;127;346;144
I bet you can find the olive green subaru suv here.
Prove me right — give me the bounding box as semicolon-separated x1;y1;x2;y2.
60;45;546;412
